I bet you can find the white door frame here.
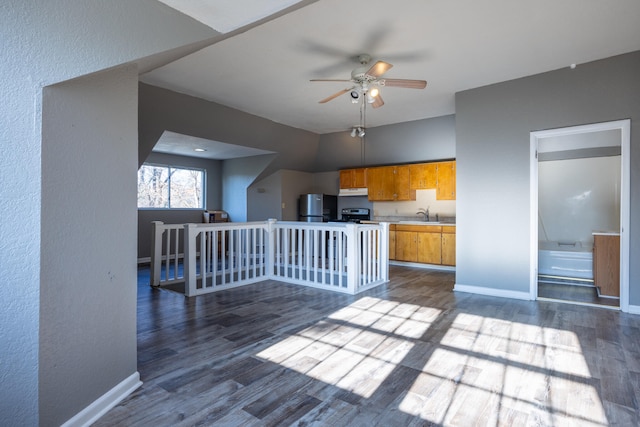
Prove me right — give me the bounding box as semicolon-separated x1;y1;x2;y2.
529;119;630;311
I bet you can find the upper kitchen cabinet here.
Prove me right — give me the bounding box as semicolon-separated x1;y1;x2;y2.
409;163;437;190
339;168;367;189
368;165;415;201
436;161;456;200
367;166;395;201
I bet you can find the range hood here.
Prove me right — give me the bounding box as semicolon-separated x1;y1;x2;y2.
338;187;368;197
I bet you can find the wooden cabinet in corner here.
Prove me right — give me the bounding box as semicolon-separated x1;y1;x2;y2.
339;168;367;189
436;161;456;200
441;226;456;266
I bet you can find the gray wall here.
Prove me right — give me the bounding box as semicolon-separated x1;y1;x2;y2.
137;152;223;260
139;83;320;179
41;65;139;426
0;1;217;425
455;51;640;304
223;155;277;222
315;114;456;170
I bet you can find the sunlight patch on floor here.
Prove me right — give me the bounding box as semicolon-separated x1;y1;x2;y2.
256;296;439;398
401;314;608;426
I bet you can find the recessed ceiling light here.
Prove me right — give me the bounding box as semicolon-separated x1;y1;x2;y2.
194;148;206;152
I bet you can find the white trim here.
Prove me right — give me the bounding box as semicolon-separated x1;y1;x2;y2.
627;305;640;316
453;283;532;301
537;297;620;311
389;260;455;272
61;372;142;427
530;120;631;312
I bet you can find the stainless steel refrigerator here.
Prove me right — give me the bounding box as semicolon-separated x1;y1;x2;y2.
298;194;337;222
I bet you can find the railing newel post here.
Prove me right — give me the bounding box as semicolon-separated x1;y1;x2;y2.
184;223;198;297
150;221;164;287
345;223;358;294
266;219;277;279
380;222;390;282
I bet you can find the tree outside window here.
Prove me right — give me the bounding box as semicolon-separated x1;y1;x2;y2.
137;164;204;209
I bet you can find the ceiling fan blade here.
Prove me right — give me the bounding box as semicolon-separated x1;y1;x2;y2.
371;94;384;109
310;79;352;82
318;88;350;104
365;60;393;78
382;79;427;89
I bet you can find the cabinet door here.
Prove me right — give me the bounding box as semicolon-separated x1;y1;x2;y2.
389;230;396;260
593;234;620;297
368;166;395;201
353;168;367;188
417;232;441;264
339;169;353;189
436;161;456;200
394;165;414;200
409;163;437;189
395;231;417;262
441;232;456;266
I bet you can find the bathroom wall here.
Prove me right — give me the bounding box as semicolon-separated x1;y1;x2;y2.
538;155;621;246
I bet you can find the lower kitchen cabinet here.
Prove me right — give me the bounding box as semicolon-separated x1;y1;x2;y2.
395;230;418;262
388;225;396;260
417;232;441;264
441;226;456;266
394;224;454;266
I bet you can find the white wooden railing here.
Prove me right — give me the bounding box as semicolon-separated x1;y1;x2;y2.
150;219;389;296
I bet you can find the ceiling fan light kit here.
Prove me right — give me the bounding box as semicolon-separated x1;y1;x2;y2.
311;53;427;109
350;126;365;138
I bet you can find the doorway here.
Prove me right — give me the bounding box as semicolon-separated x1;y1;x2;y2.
529;120;630;311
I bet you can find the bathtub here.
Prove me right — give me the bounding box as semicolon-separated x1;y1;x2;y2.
538;240;593;280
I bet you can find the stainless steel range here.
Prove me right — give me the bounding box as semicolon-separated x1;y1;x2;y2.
340;208;371;223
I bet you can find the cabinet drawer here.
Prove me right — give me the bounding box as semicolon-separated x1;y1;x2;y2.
396;225;442;233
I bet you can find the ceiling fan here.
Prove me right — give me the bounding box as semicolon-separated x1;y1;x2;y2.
311;54;427;108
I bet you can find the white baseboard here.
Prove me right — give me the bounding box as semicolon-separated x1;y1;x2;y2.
454;283;532;301
61;372;142;427
627;304;640;315
389;261;455;272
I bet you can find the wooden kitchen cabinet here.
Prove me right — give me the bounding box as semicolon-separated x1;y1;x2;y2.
593;233;619;297
441;226;456;266
368;165;415;201
367;166;395;201
388;224;396;260
409;163;437;190
339;168;367;189
436;161;456;200
395;165;413;201
395;230;418;262
417;231;441;264
395;224;445;264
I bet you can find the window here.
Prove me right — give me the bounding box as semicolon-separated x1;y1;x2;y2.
137;164;205;209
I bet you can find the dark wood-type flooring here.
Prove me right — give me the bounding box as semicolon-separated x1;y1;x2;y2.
538;280;620;308
96;266;640;426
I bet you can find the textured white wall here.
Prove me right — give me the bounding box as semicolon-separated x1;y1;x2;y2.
0;1;217;425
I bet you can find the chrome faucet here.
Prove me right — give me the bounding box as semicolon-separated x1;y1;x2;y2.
416;207;430;222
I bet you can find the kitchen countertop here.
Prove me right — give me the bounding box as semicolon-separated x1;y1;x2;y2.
592;231;620;236
362;220;456;226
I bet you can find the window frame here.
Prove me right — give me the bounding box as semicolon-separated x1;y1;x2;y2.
137;162;206;210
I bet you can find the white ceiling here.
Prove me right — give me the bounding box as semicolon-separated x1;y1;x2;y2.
145;0;640;137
